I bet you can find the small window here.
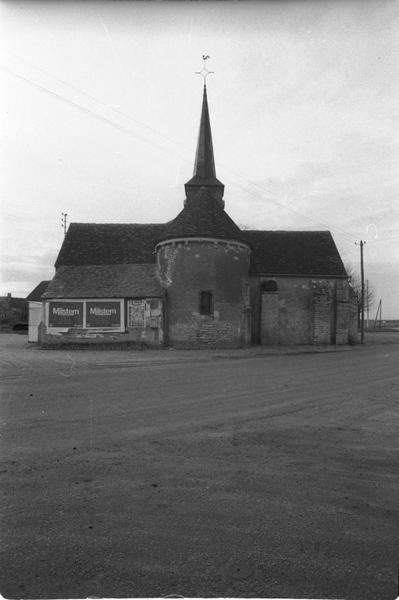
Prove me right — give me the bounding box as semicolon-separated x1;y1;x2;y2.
200;291;213;315
261;280;278;292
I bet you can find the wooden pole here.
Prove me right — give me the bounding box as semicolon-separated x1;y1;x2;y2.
360;241;365;344
373;299;381;329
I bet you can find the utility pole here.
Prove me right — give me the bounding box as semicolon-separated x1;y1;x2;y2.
356;240;366;344
374;299;382;329
366;279;369;330
61;212;68;236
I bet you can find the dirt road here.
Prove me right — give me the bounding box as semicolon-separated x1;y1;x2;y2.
1;335;398;599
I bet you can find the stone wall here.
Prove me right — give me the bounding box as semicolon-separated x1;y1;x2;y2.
251;276;357;345
251;276;314;345
157;238;251;348
311;281;333;344
40;297;164;347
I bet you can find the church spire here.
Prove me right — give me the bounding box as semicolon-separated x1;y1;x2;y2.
185;83;225;207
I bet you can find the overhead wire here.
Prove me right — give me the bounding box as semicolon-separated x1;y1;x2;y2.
2;67;191;165
2;55;357;243
1;53;380;248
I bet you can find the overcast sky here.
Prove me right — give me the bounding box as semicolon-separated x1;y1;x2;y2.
1;0;398;317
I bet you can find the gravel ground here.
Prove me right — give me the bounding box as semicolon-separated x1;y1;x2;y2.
0;333;398;599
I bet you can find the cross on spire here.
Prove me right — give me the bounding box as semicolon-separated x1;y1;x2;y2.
195;55;214;84
185;59;224;207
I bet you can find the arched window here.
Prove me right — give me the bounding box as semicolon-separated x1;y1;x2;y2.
261;280;278;292
200;291;213;315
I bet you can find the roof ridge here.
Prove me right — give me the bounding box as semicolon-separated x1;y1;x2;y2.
69;222;167;227
244;229;331;234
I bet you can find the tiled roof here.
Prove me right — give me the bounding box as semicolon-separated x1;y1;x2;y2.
55;223;167;267
244;230;347;277
52;221;347;279
26;281;50;302
42;265;163;299
162;189;244;242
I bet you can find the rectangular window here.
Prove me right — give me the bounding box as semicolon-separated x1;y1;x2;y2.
200;291;213;315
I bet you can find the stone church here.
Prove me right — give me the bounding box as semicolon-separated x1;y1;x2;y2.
40;84;358;348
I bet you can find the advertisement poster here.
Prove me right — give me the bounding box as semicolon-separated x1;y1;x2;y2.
48;302;83;328
86;302;121;328
127;300;146;328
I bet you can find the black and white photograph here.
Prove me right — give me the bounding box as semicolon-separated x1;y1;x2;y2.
1;1;398;599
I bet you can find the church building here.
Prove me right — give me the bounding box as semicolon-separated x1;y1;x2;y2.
40;83;358;348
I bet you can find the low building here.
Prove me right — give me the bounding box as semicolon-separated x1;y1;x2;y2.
0;293;28;332
26;281;50;342
40;85;357;348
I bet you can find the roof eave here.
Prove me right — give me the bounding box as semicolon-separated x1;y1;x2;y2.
249;271;348;278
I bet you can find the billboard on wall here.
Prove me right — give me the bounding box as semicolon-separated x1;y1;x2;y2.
86;301;121;328
48;302;83;328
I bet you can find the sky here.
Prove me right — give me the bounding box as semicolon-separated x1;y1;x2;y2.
1;0;398;318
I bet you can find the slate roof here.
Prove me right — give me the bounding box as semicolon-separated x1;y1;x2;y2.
55;223;167;267
185;86;224;193
26;281;50;302
53;220;347;280
47;79;348;298
161;189;244;242
42;265;163;299
244;230;347;277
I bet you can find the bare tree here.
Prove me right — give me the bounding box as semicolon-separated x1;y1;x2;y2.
346;264;375;327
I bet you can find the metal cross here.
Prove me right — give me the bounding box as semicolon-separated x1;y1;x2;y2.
195;55;214;83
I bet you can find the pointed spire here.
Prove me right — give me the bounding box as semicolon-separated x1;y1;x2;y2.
185;85;225;207
192;85;217;181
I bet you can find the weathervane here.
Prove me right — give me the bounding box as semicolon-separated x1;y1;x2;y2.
195;55;214;84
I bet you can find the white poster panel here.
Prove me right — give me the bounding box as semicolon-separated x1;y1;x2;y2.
127;300;147;328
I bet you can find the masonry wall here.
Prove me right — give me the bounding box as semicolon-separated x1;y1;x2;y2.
157;239;251;348
250;276;355;345
251;276;312;345
311;281;332;344
40;297;164;347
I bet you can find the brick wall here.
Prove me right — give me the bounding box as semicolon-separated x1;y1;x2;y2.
251;276;314;345
40;327;162;348
311;281;332;344
252;276;356;346
260;292;279;344
157;239;251;348
40;297;164;347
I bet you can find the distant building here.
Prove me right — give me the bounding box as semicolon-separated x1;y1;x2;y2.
26;281;50;342
0;293;28;332
39;85;357;347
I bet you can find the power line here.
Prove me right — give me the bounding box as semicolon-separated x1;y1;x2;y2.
4;50;384;239
366;235;399;244
1;56;373;244
2;62;355;240
3;50;186;150
2;66;189;164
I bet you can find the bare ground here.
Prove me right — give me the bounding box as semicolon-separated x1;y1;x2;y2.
0;333;398;599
